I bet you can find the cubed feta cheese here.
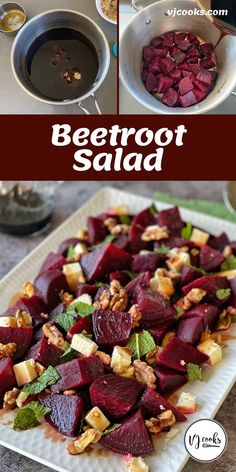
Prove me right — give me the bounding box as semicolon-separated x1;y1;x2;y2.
0;316;17;327
85;406;110;432
150;276;174;297
128;457;149;472
13;359;38;387
176;391;197;414
218;269;236;280
63;262;84;291
111;346;132;374
74;243;88;256
197;339;222;366
190;228;209;247
71;334;98;356
70;293;92;306
167;252;190;272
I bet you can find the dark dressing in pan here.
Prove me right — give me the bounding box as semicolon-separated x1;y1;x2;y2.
25;27;99;101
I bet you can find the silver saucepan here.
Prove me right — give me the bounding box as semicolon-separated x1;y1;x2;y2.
11;9;110;114
120;0;236;114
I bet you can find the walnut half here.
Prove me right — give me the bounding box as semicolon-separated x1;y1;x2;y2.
3;388;20;410
67;428;102;455
98;280;128;312
145;410;176;434
0;342;17;359
133;360;156;389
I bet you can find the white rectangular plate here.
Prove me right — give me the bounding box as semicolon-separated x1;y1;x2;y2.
0;187;235;472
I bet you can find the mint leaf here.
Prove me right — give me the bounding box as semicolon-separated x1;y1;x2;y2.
60;346;76;363
119;214;131;225
216;288;231;300
103;423;121;436
67;245;76;258
92;234;116;250
126;331;155;360
154;245;169;254
149;203;158;217
13;401;51;431
181;222;192;240
221;255;236;271
95;281;105;287
23;366;60;394
186;363;202;381
56;311;78;332
70;301;95;318
123;270;138;280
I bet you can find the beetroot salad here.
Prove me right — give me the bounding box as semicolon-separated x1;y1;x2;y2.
0;203;236;471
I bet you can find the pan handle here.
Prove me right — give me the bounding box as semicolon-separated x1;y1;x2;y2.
131;0;160;12
77;93;102;115
231;92;236;98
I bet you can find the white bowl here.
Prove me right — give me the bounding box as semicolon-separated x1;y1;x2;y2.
95;0;117;25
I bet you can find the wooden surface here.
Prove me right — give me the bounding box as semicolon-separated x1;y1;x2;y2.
0;181;235;472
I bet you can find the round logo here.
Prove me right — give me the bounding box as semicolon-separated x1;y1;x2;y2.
184;419;227;462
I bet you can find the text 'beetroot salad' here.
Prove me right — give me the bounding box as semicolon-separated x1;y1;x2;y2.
142;31;217;108
1;203;236;471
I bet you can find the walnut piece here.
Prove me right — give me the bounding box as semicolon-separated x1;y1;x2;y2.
215;310;231;331
22;281;35;298
95;350;111;365
129;304;142;328
145;346;162;366
133;360;156;389
15;309;32;327
141;225;169;242
3;388;20;410
154;268;180;281
63;390;76;395
104;217;117;232
60;291;74;305
77;229;88;240
175;288;206;316
0;342;17;359
98;280;128;312
42;323;65;348
67;428;102;454
145;410;176;434
110;224;130;235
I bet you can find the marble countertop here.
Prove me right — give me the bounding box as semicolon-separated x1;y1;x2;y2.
0;181;235;472
0;0;117;115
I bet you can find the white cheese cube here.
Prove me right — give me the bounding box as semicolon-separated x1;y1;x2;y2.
197;339;222;366
0;317;17;327
128;457;149;472
190;228;209;247
111;346;132;373
167;252;190;272
70;294;92;306
218;269;236;280
150;276;174;297
85;406;110;432
176;392;197;414
63;262;84;291
71;334;98;356
13;359;38;387
74;242;88;256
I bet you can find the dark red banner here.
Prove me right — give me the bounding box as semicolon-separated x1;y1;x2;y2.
1;115;233;180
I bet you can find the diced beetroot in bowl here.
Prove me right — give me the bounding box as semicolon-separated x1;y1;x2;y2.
175;52;187;65
182;275;230;306
143;46;156;61
58;238;80;256
162;88;178;107
154;367;187;394
87;216;107;245
188;63;201;75
200;57;216;69
177;40;191;51
109;270;130;286
51;356;104;393
66;316;93;341
200;43;213;56
0;327;33;360
193;80;209;93
154;47;169;57
186;48;200;58
39;252;66;274
142;68;149;82
193;89;207;104
131;253;165;272
183;303;220;328
157;76;174;94
100;409;154;456
92;309;132;346
90;374;144;419
182;70;194;79
148;320;173;344
169;69;182;80
208;232;229;252
159;57;175;74
24;336;63;367
179;90;197;107
175;32;187;43
146;73;158;92
178;77;194;95
125;272;151;298
81;243;131;282
200;244;225;272
178;61;190;71
196;69;212;85
180;266;203;286
135;286;176;325
76;283;98;298
157;337;209;373
34;270;70;311
0;358;16;407
149;56;161;74
158;206;184;234
176;317;204;345
138;387;187;422
39;392;84;437
150;37;163;48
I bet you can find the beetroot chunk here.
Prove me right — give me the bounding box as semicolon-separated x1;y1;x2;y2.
125;272;151;298
200;244;225;272
66;316;93;342
180;266;203;286
0;358;16;407
0;327;33;360
92;309;132;346
154;367;187;395
157;76;174;94
81;243;131;282
150;37;163;48
158;207;184;235
208;233;229;252
34;270;70;310
24;336;63;367
183;303;220;328
146;73;158;93
200;43;213;56
157;337;209;373
135;285;176;326
100;409;154;456
138;388;186;422
149;320;173;344
196;69;212;85
51;356;104;393
90;374;144;419
87;216;107;245
143;46;156;61
179;90;197;107
182;275;230;306
39;392;84;437
57;238;81;256
159;57;175;74
178;76;194;95
2;295;47;327
131;253;165;272
176;317;204;345
39;252;66;274
200;57;216;69
162;88;178;107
